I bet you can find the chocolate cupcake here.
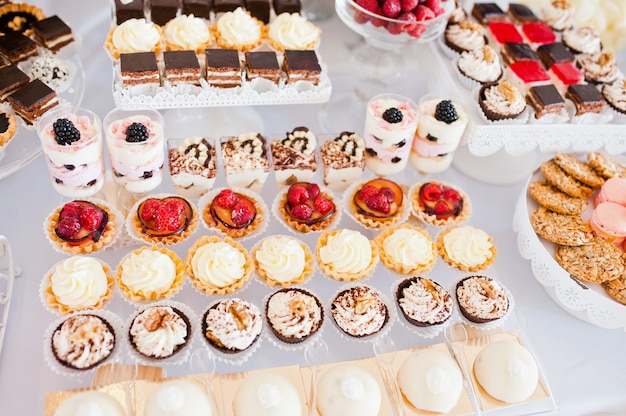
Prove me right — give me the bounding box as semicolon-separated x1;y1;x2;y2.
265;288;324;344
331;285;389;338
478;81;526;121
396;277;453;327
128;305;191;360
455;276;509;323
51;313;116;370
202;298;262;354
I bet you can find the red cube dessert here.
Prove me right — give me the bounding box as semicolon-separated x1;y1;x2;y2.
522;22;556;45
489;22;522;44
550;62;583;86
509;61;550;85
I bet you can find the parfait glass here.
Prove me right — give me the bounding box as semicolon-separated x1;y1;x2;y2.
320;0;453;131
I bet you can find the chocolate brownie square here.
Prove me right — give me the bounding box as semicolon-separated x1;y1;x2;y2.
537;42;575;68
471;2;506;24
501;42;539;65
120;51;160;87
7;79;59;125
114;0;145;24
0;65;29;101
182;0;212;18
246;0;271;23
508;3;538;23
30;15;74;52
282;49;321;85
0;32;38;64
526;84;566;118
150;0;179;25
244;51;280;84
566;83;606;116
163;50;201;86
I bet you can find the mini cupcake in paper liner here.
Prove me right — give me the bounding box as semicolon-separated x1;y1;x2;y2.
409;181;472;228
436;225;497;272
374;223;436;276
185;235;254;296
199;186;268;241
475;83;530;125
116;245;186;304
455;45;503;91
125;193;199;246
44;309;124;377
393;276;454;339
343;179;410;231
44;198;122;255
602;79;626;124
452;274;515;331
125;300;197;366
252;235;315;287
263;287;325;351
41;256;115;316
328;284;394;344
200;297;263;365
316;228;379;283
272;183;341;235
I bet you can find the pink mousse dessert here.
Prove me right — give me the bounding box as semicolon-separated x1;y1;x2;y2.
104;108;164;193
38;108;105;198
363;94;418;177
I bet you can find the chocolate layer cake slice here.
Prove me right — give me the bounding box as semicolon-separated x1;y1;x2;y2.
566;83;606;116
150;0;179;25
0;32;38;64
205;48;242;88
526;84;566;118
7;79;59;125
120;51;160;87
501;42;538;65
536;42;574;68
115;0;145;24
0;65;29;101
30;15;74;52
182;0;212;18
244;51;281;84
282;50;321;85
163;50;201;86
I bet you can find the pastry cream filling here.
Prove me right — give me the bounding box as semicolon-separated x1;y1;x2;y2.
383;228;434;268
216;7;262;46
319;229;371;274
51;256;108;308
192;241;246;288
112;18;161;53
164;14;211;50
269;12;320;49
443;226;493;267
121;249;176;294
256;236;305;282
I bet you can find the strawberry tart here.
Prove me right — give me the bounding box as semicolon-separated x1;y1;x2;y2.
411;181;471;226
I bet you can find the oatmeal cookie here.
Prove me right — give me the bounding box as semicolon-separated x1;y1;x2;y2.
555;237;625;284
554;152;605;188
603;276;626;305
530;207;593;246
528;180;587;215
540;159;594;199
587;151;626;179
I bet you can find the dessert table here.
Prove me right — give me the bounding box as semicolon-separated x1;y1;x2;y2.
1;0;626;414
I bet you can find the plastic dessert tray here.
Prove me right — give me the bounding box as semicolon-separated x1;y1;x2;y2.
513;165;626;331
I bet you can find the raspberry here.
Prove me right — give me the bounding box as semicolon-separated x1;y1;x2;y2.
314;196;334;214
358;184;379;201
420;182;442;201
287;185;309;207
385;21;403;34
125;122;149;143
154;205;181;231
354;10;370;24
53;118;81;145
60;202;84;220
382;107;403;123
380;187;396;203
415;4;435;20
400;0;418;12
306;183;321;200
382;0;401;18
79;207;104;231
291;204;313;220
433;200;451;214
231;201;252;227
140;199;162;222
365;193;391;214
425;0;442;14
443;188;461;203
397;11;417;31
408;23;427;38
165;198;186;216
355;0;378;13
435;100;459;124
57;217;81;238
371;11;386;26
215;189;238;208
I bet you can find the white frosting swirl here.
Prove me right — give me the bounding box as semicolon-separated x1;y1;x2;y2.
563;26;602;54
442;226;494;268
319;229;372;274
204;298;262;350
268;12;320;50
255;236;306;283
129;306;188;358
191;241;246;288
458;46;502;83
50;256;108;309
603;79;626;112
578;52;619;84
383;228;434;269
215;7;262;48
163;14;211;51
266;290;321;340
111;18;161;54
120;249;176;296
445;22;485;52
482;82;526;117
540;2;575;31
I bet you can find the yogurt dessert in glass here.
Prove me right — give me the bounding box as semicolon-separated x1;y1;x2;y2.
104;107;164;194
410;96;468;174
37;107;105;198
363;93;419;177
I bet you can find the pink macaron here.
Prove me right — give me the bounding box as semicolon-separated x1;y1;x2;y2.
590;201;626;245
595;177;626;207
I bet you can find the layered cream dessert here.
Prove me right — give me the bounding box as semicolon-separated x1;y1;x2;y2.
38;109;105;198
220;132;271;193
319;132;365;192
233;372;303;415
104;113;164;193
267;12;321;51
270;127;317;189
203;298;263;353
129;305;190;359
168;136;217;199
363;94;418;176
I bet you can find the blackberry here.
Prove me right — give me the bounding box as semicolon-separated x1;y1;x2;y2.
434;100;458;124
125;122;149;143
53;118;81;145
382;107;403;124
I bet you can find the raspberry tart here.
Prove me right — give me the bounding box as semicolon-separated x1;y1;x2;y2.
46;199;118;255
277;181;338;233
201;187;265;239
348;178;407;229
129;194;198;245
410;181;471;226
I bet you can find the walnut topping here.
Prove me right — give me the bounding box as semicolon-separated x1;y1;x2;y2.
599;52;615;67
143;308;171;332
552;0;571;10
459;20;482;32
282;127;316;155
233;132;265;158
479;279;499;299
497;81;518;101
229;303;252;331
483;45;495;64
420;278;442;303
354;293;375;315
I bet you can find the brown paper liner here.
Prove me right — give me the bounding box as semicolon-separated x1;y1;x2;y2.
202;190;265;239
409;181;472;227
316;229;380;282
253;236;314;287
185;235;254;296
375;224;436;275
436;226;497;272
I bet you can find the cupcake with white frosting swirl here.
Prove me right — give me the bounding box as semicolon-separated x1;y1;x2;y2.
128;304;192;360
104;18;163;59
267;12;321;51
478;81;527;122
253;235;314;287
212;7;265;51
163;14;212;53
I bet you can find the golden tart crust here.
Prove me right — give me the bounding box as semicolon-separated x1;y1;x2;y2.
131;196;199;245
375;223;436;275
279;190;338;233
436;226;497;272
252;236;314;287
349;180;407;229
316;229;379;282
0;111;18;147
410;181;471;227
203;192;264;239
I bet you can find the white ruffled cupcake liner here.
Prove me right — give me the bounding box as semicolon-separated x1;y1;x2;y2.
198;186;269;242
251;235;316;288
43;309;124;377
341;180;411;231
